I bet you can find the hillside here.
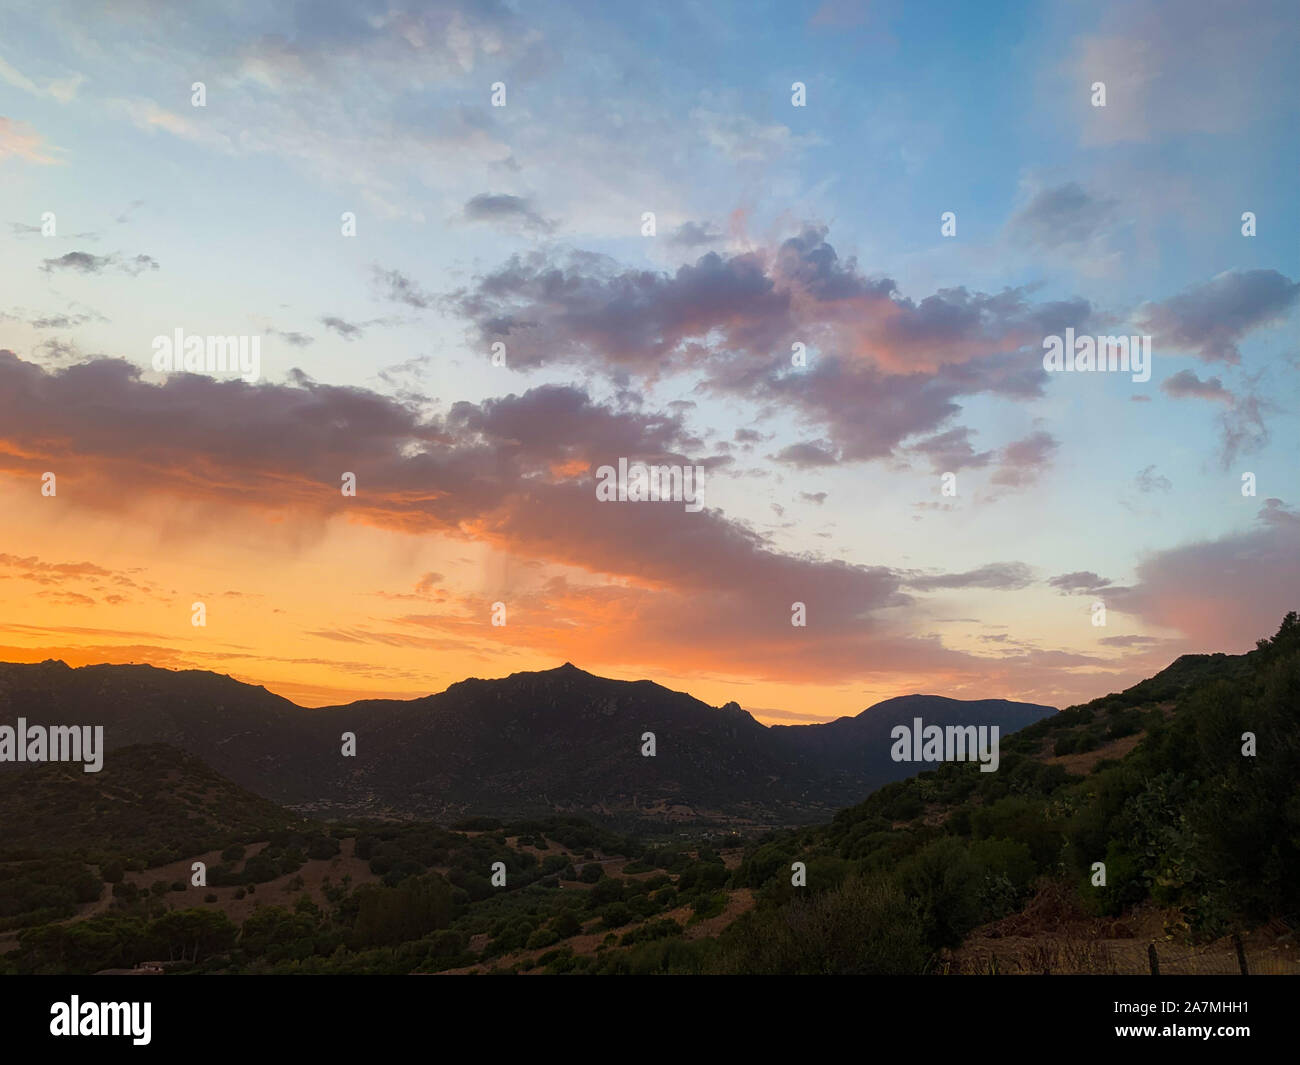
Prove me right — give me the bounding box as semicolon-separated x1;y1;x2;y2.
710;612;1300;973
0;743;306;863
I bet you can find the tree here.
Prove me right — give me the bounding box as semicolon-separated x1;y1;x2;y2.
149;909;237;963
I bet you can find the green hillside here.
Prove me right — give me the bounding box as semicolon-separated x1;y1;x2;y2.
710;612;1300;972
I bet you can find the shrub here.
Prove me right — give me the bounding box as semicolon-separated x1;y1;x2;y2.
600;903;633;928
715;875;927;975
525;928;559;950
550;912;583;938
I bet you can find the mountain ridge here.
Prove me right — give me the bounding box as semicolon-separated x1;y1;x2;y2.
0;658;1056;825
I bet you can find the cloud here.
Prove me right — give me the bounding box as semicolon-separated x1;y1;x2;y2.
990;430;1059;489
320;316;364;341
0;351;1055;687
1048;571;1112;595
1134;465;1172;495
447;243;787;372
121;254;159;276
7;302;107;330
58;2;541;220
1006;182;1119;251
40;251;159;276
41;251;109;274
1217;388;1271;468
446;225;1094;465
0;117;60;164
1162;369;1232;402
667;220;723;248
372;266;433;310
108;96;235;153
909;426;994;473
267;329;314;348
10;220;96;240
772;442;837;468
1138;269;1300;364
1097;634;1167;648
0;553;113;583
905;562;1035;592
0;55;84;103
461;193;554;233
691;108;820;163
115;200;145;224
1070;0;1300;146
1160;369;1274;466
32;338;85;366
1108;499;1300;650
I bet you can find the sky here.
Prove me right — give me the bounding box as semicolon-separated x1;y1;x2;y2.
1;0;1297;722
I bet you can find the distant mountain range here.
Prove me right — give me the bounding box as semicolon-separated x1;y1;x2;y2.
0;660;1055;826
772;695;1056;777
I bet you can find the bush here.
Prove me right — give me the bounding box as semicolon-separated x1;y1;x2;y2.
550;912;583;938
587;876;623;908
619;918;682;947
306;836;341;861
600;903;633;928
716;875;927;974
525;928;559;950
895;837;983;948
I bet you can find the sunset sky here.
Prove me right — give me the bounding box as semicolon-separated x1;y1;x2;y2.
1;0;1297;722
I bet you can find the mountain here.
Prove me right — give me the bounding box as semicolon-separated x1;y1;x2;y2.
0;659;1055;825
0;660;336;805
0;743;305;862
772;694;1057;788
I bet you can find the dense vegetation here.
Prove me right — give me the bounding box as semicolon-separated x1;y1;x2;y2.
711;612;1300;972
2;614;1296;974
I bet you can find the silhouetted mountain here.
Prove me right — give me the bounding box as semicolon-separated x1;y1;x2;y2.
0;659;1055;825
772;694;1056;786
0;660;335;804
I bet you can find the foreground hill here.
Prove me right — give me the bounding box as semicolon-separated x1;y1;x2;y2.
711;613;1300;973
0;661;1053;825
0;743;306;863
